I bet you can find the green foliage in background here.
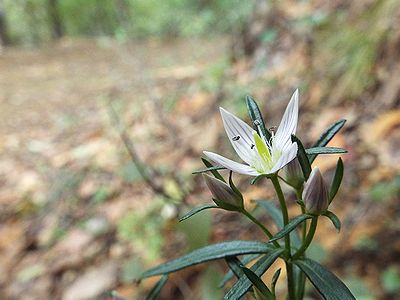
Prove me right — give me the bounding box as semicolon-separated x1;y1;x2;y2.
3;0;255;44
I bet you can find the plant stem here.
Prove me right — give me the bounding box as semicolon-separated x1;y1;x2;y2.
293;216;318;260
294;188;306;300
295;189;307;241
270;175;295;300
242;209;281;248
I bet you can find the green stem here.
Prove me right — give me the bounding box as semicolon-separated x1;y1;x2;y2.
242;209;281;248
295;189;307;241
270;175;295;300
294;189;306;300
293;216;318;260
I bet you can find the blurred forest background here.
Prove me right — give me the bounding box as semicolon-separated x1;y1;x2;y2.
0;0;399;299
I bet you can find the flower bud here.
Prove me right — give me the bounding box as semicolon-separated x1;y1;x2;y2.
302;167;329;214
203;174;243;210
283;158;304;189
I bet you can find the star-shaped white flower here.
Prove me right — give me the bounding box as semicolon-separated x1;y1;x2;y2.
204;89;299;177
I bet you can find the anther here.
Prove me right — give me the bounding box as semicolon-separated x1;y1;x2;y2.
232;136;240;141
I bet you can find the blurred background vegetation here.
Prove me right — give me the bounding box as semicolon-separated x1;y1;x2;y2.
1;0;254;43
0;0;399;299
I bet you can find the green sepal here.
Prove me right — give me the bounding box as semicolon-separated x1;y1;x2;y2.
323;211;341;232
329;158;344;203
294;258;356;300
218;254;260;288
271;268;281;296
179;204;220;222
253;199;301;248
229;171;244;208
268;214;312;243
309;119;346;163
213;198;242;212
246;95;272;141
141;240;274;279
241;267;274;300
251;173;273;185
224;249;284;300
306;147;347;156
291;135;312;180
145;275;168;300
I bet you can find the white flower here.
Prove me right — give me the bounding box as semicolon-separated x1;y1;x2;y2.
204;89;299;177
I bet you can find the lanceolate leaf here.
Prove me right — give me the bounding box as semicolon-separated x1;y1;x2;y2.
193;157;226;182
329;158;344;203
253;199;301;248
219;254;260;288
306;147;347;155
179;204;220;222
246;95;272;141
271;268;281;296
224;248;284;300
200;157;226;182
145;275;168;300
268;214;312;243
309;119;346;163
291;135;312;180
254;200;283;228
323;211;341;232
294;258;356;300
241;267;274;300
226;256;245;279
141;241;274;278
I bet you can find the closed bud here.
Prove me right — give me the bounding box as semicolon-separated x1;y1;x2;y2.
203;174;243;210
283;158;304;189
302;167;329;214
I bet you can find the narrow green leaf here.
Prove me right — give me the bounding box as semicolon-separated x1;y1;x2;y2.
199;157;226;182
294;258;356;300
306;147;347;155
242;267;274;299
323;211;341;232
224;248;284;300
291;135;312;180
254;200;302;248
179;204;220;222
253;200;283;228
219;254;260;288
329;158;344;202
309;120;346;163
145;275;168;300
271;268;281;296
268;214;312;243
141;241;274;278
246;95;272;141
194;159;226;181
226;256;245;279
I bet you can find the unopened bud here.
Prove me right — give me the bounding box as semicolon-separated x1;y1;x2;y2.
302;167;329;214
203;174;243;210
283;158;304;189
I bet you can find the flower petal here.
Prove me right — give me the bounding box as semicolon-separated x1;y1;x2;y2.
274;89;299;151
219;107;257;165
269;142;298;174
203;151;259;176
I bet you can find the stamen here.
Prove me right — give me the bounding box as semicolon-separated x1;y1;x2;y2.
251;144;255;149
232;136;240;141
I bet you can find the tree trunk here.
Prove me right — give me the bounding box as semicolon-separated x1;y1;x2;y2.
48;0;64;39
